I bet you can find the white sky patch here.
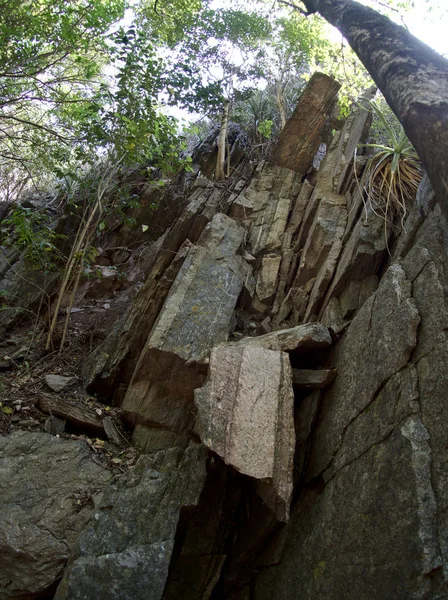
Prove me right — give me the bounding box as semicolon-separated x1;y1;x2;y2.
325;0;448;57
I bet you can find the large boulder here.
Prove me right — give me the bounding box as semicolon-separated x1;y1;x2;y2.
55;445;208;600
0;431;112;599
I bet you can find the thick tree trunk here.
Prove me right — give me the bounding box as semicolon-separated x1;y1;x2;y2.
215;100;230;181
300;0;448;216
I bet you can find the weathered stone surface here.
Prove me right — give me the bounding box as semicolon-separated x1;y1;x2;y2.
233;322;332;353
38;397;105;435
83;181;227;401
44;374;77;392
55;445;208;600
287;125;348;321
251;184;448;599
233;162;301;256
162;460;237;600
332;85;376;194
195;345;295;521
256;254;282;301
323;365;420;482
309;264;420;478
0;431;112;600
399;201;448;581
273;72;341;175
121;213;247;451
254;419;441;600
292;368;336;389
319;205;387;317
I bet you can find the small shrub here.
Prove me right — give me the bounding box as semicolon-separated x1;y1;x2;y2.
1;205;64;271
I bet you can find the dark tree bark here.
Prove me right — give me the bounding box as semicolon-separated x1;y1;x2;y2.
296;0;448;217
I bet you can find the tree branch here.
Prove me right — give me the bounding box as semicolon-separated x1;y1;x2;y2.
276;0;315;16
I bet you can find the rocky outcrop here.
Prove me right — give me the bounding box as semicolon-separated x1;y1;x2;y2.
84;176;248;403
4;72;448;600
0;431;112;600
252;180;448;600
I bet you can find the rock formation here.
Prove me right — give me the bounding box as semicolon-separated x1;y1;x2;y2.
1;72;447;599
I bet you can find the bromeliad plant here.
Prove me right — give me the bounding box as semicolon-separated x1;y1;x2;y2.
359;100;422;250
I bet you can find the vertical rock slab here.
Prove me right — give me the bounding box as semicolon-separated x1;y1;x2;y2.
122;213;248;451
0;431;112;600
195;345;295;521
272;72;341;175
55;445;208;600
332;85;376;194
83;183;217;400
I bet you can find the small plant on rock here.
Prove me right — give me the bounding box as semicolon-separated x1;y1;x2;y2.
359;99;422;251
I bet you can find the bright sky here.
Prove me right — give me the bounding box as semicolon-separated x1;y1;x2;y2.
345;0;448;57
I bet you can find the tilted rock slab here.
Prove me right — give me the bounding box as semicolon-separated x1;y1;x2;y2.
0;431;112;600
233;322;332;353
122;213;248;451
55;445;208;600
272;72;341;175
195;345;295;522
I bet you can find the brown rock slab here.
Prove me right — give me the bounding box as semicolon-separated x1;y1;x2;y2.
272;72;341;175
292;369;336;389
121;213;248;451
38;397;105;435
195;345;295;521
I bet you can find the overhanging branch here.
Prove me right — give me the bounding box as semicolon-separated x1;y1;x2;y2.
277;0;316;16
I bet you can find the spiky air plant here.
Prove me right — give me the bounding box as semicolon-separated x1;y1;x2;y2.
358;100;422;252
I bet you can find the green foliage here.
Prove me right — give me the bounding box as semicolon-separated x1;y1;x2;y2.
0;0;126;191
1;205;64;271
257;119;273;139
0;0;189;204
156;7;273;114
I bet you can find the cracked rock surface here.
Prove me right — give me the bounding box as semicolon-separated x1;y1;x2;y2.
55;445;208;600
0;431;112;600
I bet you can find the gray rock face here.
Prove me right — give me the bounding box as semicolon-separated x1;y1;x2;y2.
121;213;248;452
309;263;420;478
195;345;295;521
0;431;112;600
44;374;77;392
254;421;439;600
252;183;448;599
55;445;208;600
